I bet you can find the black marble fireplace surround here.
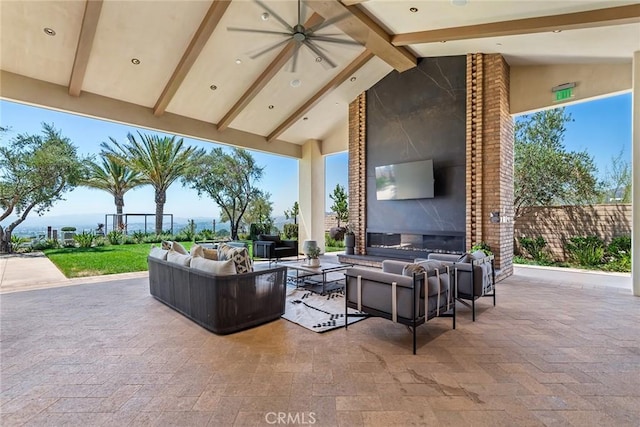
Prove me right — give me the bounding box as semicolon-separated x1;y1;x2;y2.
366;56;466;260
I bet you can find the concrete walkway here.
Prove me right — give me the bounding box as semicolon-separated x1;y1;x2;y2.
0;251;634;294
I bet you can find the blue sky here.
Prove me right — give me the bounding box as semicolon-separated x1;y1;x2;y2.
0;92;632;228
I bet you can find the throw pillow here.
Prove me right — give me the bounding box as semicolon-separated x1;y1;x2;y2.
149;246;168;260
171;241;188;255
190;257;237;275
218;243;253;274
402;263;426;277
161;240;172;250
190;243;204;258
203;248;218;260
166;250;191;266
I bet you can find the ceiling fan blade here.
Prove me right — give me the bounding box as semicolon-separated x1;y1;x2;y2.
290;43;301;73
248;37;293;60
254;0;293;32
311;35;361;46
304;40;337;68
308;12;350;33
227;27;291;37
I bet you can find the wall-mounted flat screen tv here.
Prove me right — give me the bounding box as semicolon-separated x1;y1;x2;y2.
375;159;434;200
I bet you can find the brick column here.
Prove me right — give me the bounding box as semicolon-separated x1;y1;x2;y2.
466;54;514;279
348;93;367;255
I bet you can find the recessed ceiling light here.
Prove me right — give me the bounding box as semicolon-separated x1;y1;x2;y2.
43;27;56;36
209;84;217;91
303;117;308;121
440;40;447;43
349;76;357;82
451;0;468;5
409;7;418;13
290;79;301;88
268;105;274;109
131;58;140;65
315;57;323;63
496;42;502;46
261;12;269;21
235;58;242;64
552;29;562;33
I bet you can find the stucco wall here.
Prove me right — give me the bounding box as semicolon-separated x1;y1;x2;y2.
514;204;632;261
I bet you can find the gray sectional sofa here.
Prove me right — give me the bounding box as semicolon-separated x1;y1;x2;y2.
148;256;287;334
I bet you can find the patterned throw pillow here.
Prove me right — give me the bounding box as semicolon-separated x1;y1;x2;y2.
217;243;253;274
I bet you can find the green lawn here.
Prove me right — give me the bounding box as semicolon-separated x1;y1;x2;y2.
44;243;164;278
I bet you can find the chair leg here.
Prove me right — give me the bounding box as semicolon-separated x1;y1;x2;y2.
453;298;456;330
412;324;417;355
472;298;476;322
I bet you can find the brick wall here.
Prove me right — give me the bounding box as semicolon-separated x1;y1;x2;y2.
467;54;514;279
514;204;632;261
348;93;367;254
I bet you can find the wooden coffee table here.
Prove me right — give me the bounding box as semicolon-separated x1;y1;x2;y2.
282;260;353;295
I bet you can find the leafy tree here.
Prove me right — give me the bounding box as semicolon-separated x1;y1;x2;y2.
101;132;204;234
237;190;273;228
329;184;349;227
184;147;264;240
82;154;144;229
514;108;600;220
0;123;86;252
599;148;631;203
284;201;299;225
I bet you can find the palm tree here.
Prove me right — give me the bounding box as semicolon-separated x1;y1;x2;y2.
101;132;204;234
82;155;144;230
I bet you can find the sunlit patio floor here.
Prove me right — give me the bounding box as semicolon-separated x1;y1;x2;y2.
1;265;639;426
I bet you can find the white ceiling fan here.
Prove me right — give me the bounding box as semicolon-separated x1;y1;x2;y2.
227;0;359;72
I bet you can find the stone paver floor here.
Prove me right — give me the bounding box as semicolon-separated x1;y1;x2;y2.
1;267;639;426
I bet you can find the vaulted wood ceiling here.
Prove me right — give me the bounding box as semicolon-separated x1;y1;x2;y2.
1;0;638;155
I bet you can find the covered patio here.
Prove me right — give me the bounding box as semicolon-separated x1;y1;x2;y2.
1;261;638;426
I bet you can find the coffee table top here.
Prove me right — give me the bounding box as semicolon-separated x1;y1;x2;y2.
281;260;352;274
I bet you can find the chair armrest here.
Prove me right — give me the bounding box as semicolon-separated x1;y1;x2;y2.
381;260;411;275
427;253;460;263
281;240;297;249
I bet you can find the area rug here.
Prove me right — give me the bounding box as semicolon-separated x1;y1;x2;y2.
282;287;367;333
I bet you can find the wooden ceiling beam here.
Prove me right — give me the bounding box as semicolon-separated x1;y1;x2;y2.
267;49;374;143
153;0;232;116
217;13;325;132
68;0;103;97
306;0;416;72
392;4;640;46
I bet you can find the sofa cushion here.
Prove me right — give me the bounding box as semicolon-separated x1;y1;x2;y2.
218;243;253;274
203;248;218;260
149;246;168;260
258;234;281;243
167;250;191;266
457;253;471;263
190;257;237;275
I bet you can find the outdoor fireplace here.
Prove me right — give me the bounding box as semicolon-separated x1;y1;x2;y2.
367;231;465;259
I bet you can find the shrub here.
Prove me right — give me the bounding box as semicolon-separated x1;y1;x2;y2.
32;238;60;250
325;232;344;248
132;231;147;244
471;241;492;255
565;236;604;267
61;226;76;232
603;235;631;272
107;230;126;245
283;223;298;240
10;235;29;252
94;237;107;247
249;223;270;240
519;236;551;263
73;231;95;248
197;229;214;241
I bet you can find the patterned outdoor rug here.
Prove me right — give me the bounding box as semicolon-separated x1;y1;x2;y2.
282;286;367;333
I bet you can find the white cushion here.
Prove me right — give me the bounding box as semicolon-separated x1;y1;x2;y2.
190;243;204;258
149;246;168;260
166;250;191;266
171;241;188;255
190;257;237;275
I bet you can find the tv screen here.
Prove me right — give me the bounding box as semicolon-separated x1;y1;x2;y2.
375;159;434;200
